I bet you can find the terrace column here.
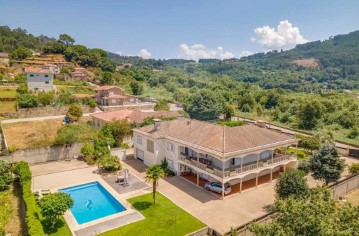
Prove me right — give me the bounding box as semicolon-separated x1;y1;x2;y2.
240;157;243;173
240;178;243;193
270;169;273;182
256;173;259;187
222;160;225;199
197;172;199;186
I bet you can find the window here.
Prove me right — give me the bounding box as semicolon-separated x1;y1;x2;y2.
29;74;34;77
167;142;175;152
137;135;142;144
45;81;49;84
44;74;49;78
147;140;154;153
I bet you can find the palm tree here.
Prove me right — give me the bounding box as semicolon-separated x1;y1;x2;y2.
145;165;165;204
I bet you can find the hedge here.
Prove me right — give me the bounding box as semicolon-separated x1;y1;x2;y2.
15;161;45;236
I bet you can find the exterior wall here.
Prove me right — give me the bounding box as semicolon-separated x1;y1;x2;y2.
27;72;54;91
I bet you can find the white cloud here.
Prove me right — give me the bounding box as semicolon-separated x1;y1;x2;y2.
116;51;123;55
179;43;234;60
252;20;308;49
138;49;151;59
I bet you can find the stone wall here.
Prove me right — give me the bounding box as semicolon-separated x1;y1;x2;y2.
0;106;95;119
0;142;83;164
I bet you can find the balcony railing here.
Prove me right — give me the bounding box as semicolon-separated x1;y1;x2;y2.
179;154;294;179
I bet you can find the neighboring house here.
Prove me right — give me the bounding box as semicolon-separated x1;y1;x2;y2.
42;64;60;74
91;109;182;128
133;118;298;198
71;67;87;79
0;52;9;65
25;67;54;91
94;86;137;106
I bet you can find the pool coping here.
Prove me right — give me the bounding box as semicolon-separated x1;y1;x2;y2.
49;178;145;235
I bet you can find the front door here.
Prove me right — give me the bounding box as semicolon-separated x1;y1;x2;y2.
136;148;144;161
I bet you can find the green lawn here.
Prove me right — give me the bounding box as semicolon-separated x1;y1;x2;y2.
41;216;72;236
287;147;309;160
99;193;206;236
0;101;16;113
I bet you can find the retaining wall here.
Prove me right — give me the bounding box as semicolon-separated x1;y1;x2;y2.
0;142;83;164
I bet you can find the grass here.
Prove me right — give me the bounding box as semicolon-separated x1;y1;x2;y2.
54;79;89;87
99;193;206;236
287;147;309;160
2;118;96;150
346;189;359;206
0;183;25;235
2;118;64;149
41;216;72;236
0;101;16;113
0;86;17;98
141;85;174;101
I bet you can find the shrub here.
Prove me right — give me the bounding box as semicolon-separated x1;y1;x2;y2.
96;155;122;173
217;120;245;127
154;99;170;111
17;93;38;108
55;123;97;145
68;104;83;119
14;161;45;235
160;158;176;177
120;142;129;149
84;156;95;165
0;160;13;191
348;163;359;175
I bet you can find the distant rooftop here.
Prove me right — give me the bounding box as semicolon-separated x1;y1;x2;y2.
91;109;182;123
24;67;54;74
94;86;124;91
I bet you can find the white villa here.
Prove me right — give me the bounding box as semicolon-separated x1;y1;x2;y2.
132;118;298;198
25;67;54;91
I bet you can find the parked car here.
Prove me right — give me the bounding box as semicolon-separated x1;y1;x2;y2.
204;182;231;195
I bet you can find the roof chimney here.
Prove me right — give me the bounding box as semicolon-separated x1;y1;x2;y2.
153;118;161;131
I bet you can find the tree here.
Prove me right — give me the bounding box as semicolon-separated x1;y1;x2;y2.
68;104;83;120
100;119;131;147
223;104;234;120
154;99;170;111
17;93;38;108
298;100;323;130
185;89;226;120
100;72;114;85
348;163;359;175
0;160;13;191
58;34;75;47
130;81;143;95
309;142;345;185
145;165;165;204
275;169;309;200
43;41;66;54
9;47;32;60
96;154;122;173
38;192;74;228
249;187;359;236
37;91;55;106
16;83;28;94
297;135;321;153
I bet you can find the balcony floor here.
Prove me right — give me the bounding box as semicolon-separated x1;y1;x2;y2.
181;171;280;197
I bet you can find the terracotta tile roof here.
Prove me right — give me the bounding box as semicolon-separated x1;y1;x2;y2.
91;109;182;123
135;119;297;158
24;67;54;74
74;67;86;71
94;86;124;91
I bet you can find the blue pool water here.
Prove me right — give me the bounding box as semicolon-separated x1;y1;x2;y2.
60;181;126;224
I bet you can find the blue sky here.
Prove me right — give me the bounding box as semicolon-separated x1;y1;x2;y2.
1;0;359;59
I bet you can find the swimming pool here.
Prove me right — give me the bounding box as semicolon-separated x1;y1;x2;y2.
60;181;126;224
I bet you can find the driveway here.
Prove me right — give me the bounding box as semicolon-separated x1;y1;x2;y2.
122;159;275;234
